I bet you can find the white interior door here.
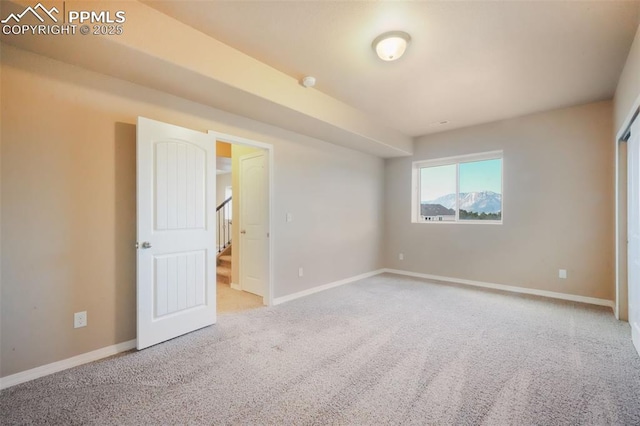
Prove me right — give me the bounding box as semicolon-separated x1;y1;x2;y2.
239;151;268;297
137;117;216;350
628;118;640;356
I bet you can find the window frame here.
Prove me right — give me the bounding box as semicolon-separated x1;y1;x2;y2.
411;150;503;225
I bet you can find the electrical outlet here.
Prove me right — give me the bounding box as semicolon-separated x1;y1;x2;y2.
559;269;567;279
298;267;304;277
286;213;293;222
399;253;404;260
74;311;87;328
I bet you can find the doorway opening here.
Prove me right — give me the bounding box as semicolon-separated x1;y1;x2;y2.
212;133;273;314
136;118;273;349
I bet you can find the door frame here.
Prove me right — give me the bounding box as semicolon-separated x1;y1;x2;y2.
627;117;640;355
208;130;274;306
615;92;640;321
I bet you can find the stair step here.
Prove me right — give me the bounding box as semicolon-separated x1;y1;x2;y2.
217;266;231;277
218;255;232;268
216;266;231;285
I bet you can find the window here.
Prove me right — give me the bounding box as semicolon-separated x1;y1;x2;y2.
412;151;503;223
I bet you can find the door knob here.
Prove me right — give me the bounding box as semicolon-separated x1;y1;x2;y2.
141;241;152;249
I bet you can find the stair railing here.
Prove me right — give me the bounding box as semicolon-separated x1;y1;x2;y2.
216;196;232;253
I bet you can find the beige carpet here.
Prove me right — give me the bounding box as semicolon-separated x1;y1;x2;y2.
217;282;263;314
1;273;639;425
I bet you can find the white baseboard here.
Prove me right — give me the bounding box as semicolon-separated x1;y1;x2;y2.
273;269;385;305
0;269;617;389
0;339;137;390
230;282;241;291
383;269;616;310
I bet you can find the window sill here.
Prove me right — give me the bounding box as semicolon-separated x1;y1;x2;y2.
412;220;503;225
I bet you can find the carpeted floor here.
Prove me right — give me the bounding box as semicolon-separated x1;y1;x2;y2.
217;282;264;314
1;273;639;425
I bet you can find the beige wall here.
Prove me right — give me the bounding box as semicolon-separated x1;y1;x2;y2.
0;45;384;377
614;22;640;321
614;23;640;133
0;43;3;370
384;101;615;301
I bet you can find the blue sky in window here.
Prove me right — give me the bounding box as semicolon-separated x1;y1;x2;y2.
420;164;456;201
420;159;502;201
459;159;502;194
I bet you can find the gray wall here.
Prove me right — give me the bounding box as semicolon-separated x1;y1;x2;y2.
274;136;385;295
0;45;384;377
384;101;615;301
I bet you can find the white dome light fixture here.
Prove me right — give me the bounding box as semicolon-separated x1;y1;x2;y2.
301;76;316;88
372;31;411;61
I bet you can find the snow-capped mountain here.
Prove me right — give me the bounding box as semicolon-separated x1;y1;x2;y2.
425;191;502;213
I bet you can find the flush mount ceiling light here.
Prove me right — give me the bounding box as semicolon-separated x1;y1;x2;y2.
372;31;411;61
301;76;316;88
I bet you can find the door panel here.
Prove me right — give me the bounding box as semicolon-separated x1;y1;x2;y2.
137;117;216;350
239;152;267;297
154;251;205;317
155;142;205;230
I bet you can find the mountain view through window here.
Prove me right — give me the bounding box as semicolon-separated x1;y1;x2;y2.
419;156;502;222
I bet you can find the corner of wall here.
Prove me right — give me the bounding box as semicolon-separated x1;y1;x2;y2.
614;23;640;134
613;21;640;321
383;102;616;301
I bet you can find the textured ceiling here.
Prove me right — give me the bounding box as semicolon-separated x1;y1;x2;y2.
146;1;640;137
